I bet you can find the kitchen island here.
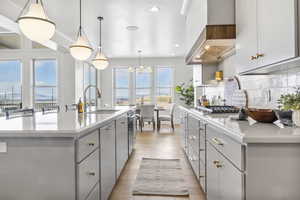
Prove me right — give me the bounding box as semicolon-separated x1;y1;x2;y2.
0;106;136;200
179;106;300;200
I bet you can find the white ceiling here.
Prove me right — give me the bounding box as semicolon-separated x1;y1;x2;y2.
8;0;187;58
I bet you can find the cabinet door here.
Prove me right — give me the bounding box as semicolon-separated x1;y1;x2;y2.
207;143;243;200
236;0;258;73
207;143;221;200
257;0;297;67
100;122;116;200
116;115;128;179
180;111;188;153
193;65;202;87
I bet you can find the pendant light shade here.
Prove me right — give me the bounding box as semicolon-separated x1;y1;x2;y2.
69;0;93;60
92;50;109;70
17;0;55;42
128;67;135;72
92;16;109;70
70;31;93;61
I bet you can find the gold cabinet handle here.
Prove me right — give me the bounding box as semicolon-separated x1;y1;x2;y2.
256;53;264;58
213;160;223;168
212;137;224;146
251;55;258;60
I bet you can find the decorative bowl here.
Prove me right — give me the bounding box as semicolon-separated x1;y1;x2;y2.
245;108;277;123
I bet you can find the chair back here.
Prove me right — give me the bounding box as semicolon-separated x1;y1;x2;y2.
169;103;175;117
140;104;155;119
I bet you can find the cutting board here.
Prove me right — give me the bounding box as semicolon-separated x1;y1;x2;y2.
224;76;241;106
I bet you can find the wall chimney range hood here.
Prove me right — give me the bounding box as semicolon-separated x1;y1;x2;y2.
186;24;236;65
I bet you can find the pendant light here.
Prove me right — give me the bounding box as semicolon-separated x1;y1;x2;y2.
69;0;93;61
136;50;144;73
17;0;56;43
136;50;152;73
92;17;109;70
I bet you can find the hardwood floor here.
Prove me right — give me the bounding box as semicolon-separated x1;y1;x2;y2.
109;125;206;200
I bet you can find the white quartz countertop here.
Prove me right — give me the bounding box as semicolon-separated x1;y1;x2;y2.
179;106;300;144
0;106;134;138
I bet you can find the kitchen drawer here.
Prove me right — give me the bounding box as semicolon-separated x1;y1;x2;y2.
78;150;99;200
206;125;244;170
86;183;100;200
207;143;244;200
77;130;99;162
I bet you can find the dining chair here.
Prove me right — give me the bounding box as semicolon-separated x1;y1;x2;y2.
139;104;155;132
157;103;176;132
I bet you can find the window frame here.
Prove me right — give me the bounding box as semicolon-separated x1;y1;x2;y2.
112;66;174;106
113;67;131;106
154;66;174;106
32;58;58;109
0;59;23;109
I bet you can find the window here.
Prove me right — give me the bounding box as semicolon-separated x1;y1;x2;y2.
114;68;130;105
156;67;173;108
33;59;57;110
135;71;152;104
0;60;22;110
83;63;97;106
112;66;174;107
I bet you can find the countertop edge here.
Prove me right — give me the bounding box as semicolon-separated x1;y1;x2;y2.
0;107;135;138
178;105;300;144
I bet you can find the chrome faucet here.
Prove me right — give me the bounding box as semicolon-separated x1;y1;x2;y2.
83;85;102;112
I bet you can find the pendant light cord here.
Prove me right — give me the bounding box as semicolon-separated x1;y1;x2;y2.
99;18;102;51
79;0;82;36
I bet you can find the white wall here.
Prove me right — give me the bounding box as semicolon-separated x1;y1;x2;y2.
99;57;193;123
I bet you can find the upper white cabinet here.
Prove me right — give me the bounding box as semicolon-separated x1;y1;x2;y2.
185;0;235;53
236;0;298;74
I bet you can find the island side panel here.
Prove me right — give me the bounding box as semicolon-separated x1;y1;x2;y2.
246;143;300;200
0;137;76;200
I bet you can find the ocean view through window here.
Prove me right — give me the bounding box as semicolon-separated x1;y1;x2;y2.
33;59;57;110
156;67;173;108
0;60;22;111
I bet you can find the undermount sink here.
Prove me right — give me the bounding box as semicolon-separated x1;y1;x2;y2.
86;109;120;115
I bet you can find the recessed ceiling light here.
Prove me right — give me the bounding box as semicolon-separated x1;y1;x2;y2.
126;26;139;31
149;6;160;12
175;44;180;47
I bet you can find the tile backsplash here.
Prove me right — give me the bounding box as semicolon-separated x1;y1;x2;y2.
202;55;300;109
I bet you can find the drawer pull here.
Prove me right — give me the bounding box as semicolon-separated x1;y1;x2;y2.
199;148;205;152
120;121;126;124
87;172;96;176
213;160;223;168
212;137;224;146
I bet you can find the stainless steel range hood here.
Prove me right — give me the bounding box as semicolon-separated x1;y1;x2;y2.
185;24;236;65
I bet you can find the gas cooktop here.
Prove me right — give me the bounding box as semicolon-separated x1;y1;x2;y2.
196;106;240;114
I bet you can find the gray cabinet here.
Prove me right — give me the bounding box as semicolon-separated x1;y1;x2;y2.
100;122;116;200
236;0;298;74
77;150;100;200
116;115;129;179
207;142;243;200
180;109;207;193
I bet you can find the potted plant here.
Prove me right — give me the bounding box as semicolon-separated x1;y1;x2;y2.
175;81;194;107
278;87;300;126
